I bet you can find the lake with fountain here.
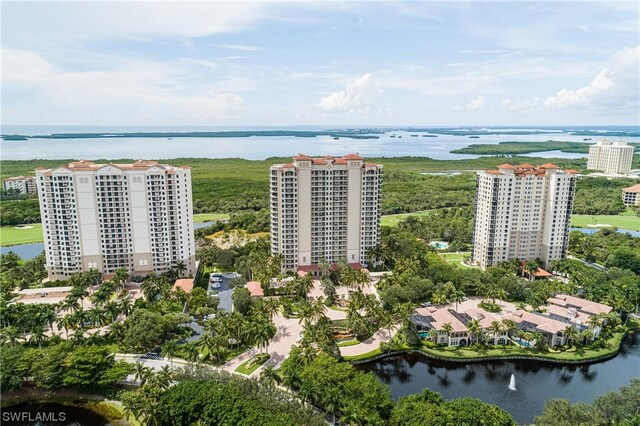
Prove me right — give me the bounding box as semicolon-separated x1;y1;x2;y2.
358;333;640;425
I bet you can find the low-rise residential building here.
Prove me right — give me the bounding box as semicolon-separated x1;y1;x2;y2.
2;175;37;194
587;139;635;175
412;295;612;348
622;184;640;206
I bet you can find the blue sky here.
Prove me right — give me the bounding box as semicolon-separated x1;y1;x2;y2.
1;1;638;126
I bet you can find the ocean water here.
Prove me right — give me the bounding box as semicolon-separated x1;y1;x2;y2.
1;126;638;161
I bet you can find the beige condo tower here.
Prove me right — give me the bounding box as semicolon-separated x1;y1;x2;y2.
472;163;578;269
270;153;382;272
35;160;195;280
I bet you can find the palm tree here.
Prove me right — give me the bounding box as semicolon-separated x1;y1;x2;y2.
441;322;454;345
580;328;594;345
119;296;134;317
297;274;314;300
133;362;152;385
57;314;75;339
488;320;503;345
524;260;539;281
29;324;47;348
322;387;342;425
260;364;280;388
174;261;187;278
253;320;276;355
161;340;179;368
501;319;518;338
467;319;481;344
263;299;281;322
113;268;129;291
319;278;337;304
452;289;465;312
1;326;22;346
318;258;331;277
563;325;579;347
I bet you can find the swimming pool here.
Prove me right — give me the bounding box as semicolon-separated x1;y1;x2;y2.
429;241;450;250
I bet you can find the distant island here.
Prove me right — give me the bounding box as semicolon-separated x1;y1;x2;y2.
1;130;382;141
450;140;640;155
407;128;640;137
1;134;28;141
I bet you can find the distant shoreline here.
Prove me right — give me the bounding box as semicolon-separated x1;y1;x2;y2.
2;127;639;141
1;130;382;140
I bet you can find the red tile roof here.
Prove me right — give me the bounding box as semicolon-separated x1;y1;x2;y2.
173;278;194;293
623;184;640;193
293;154;313;161
497;163;515;169
247;281;264;297
540;163;560;169
342;153;363;160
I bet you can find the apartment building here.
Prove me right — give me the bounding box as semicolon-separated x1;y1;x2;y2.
587;139;635;175
622;184;640;206
270;153;382;272
35;160;195;280
2;175;37;194
472;163;578;269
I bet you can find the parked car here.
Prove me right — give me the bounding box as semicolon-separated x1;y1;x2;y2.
211;282;221;290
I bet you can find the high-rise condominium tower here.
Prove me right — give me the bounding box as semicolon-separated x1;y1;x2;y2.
36;160;195;280
587;140;634;175
472;163;577;269
270;154;382;272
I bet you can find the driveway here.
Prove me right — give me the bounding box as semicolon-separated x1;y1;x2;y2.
208;274;236;312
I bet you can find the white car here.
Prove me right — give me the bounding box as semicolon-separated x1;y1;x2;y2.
211;282;221;290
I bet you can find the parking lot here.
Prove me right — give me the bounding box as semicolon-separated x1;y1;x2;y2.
208;272;237;312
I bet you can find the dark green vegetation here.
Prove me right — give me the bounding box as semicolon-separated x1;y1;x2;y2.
121;366;326;426
2;129;381;140
375;225;639;318
0;199;41;226
534;379;640;426
573;177;639;215
1;343;132;393
390;388;516;426
0;134;28;140
569;228;640;274
0;155;590;225
451;140;640;155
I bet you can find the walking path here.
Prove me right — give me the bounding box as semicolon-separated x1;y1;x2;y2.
223;306;348;376
339;324;399;357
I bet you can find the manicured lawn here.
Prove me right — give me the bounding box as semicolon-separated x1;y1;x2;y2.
571;214;640;231
344;331;628;363
381;211;433;227
235;354;270;375
419;332;625;361
0;224;44;246
338;339;361;347
439;252;476;269
193;212;230;223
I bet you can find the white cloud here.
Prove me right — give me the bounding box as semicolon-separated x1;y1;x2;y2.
502;97;541;111
318;73;382;113
1;2;269;47
215;44;261;52
1;49;246;125
544;46;639;109
467;95;486;110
